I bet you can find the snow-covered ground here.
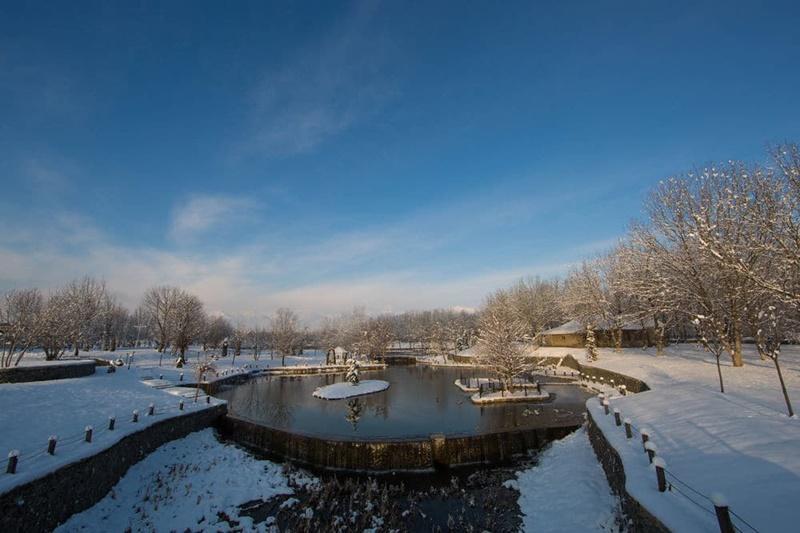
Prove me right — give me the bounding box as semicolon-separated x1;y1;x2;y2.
0;367;223;495
509;426;623;533
538;343;799;415
56;429;315;532
536;344;799;532
312;379;390;400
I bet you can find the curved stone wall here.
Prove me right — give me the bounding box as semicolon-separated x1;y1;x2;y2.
0;405;226;533
586;409;670;533
0;360;96;384
217;415;580;472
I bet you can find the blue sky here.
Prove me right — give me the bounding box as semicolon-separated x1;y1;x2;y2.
1;1;798;322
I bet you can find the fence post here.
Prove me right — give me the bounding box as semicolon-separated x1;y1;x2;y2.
148;403;155;416
602;399;610;415
653;457;667;492
613;408;621;426
179;372;184;382
206;395;211;404
179;400;184;411
108;416;116;430
620;384;627;396
7;450;19;473
711;493;735;533
132;410;139;423
624;418;632;439
641;428;650;451
48;436;57;455
644;441;657;463
84;426;93;443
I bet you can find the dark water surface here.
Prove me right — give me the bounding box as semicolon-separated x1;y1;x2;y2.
216;365;591;440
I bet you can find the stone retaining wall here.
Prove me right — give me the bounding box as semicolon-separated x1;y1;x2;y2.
0;404;227;533
218;415;579;472
0;360;96;384
586;409;670;533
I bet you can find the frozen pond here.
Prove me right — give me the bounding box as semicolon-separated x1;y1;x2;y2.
216;366;592;440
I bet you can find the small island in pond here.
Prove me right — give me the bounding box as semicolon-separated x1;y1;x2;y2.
312;380;391;400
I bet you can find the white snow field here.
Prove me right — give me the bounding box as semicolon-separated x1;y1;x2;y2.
0;366;223;496
538;345;800;532
312;379;390;400
510;426;622;533
55;428;315;532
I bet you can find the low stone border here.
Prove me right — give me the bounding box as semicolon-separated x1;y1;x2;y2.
0;360;96;384
217;414;579;472
0;404;227;533
586;409;670;533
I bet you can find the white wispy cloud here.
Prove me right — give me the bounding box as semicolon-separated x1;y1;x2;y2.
169;194;258;241
241;2;394;157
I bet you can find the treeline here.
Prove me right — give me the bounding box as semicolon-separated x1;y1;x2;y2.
480;143;799;415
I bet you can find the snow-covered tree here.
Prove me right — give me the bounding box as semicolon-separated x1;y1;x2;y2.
60;277;107;356
346;359;360;385
585;325;598;362
0;288;44;367
478;289;531;391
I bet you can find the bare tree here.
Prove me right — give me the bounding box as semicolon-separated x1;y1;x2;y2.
0;289;44;367
60;277;107;356
141;286;181;352
272;308;300;366
171;291;206;366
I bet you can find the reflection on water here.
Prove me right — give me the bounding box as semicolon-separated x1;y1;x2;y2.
216;366;592;440
345;398;363;430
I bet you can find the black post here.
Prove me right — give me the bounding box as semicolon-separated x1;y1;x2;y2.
179;400;184;411
654;457;667;492
148;404;155;416
108;416;116;430
6;451;18;474
641;429;650;451
132;410;139;423
613;408;621;426
48;436;57;455
624;419;632;439
84;426;93;443
712;495;735;533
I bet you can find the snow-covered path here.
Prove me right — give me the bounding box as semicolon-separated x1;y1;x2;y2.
56;429;314;532
510;426;622;533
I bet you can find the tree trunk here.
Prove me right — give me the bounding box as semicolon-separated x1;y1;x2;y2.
731;331;744;367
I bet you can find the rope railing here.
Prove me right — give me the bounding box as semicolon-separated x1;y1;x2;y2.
594;394;760;533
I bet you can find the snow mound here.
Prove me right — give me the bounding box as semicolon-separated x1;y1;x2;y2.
312;380;390;400
514;426;622;532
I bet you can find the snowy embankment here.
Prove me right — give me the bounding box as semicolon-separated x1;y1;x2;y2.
509;426;622;533
55;429;316;532
31;347;330;384
535;345;800;532
0;368;223;496
312;380;390;400
454;377;539;392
